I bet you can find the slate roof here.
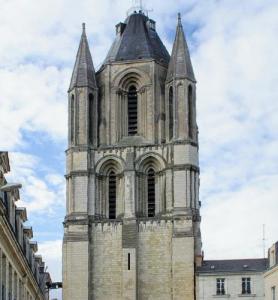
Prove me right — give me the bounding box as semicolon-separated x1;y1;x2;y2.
103;12;170;65
166;14;196;82
69;23;97;91
197;259;268;274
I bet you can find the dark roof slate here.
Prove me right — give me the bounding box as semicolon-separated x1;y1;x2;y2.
69;24;97;91
103;12;170;65
166;14;195;82
197;259;268;274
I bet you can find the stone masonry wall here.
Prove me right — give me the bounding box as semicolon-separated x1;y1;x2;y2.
88;220;196;300
90;223;123;300
138;220;173;300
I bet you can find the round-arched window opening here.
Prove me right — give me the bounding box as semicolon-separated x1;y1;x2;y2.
108;171;116;219
128;86;138;136
147;168;155;217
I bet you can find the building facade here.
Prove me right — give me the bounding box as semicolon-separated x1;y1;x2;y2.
63;10;202;300
264;242;278;300
197;259;267;300
0;151;51;300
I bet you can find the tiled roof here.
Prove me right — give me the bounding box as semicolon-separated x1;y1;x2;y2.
197;259;268;274
103;12;170;65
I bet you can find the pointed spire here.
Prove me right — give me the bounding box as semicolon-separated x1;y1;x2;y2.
166;13;196;82
69;23;97;91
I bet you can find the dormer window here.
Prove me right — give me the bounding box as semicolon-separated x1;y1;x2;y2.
147;20;156;31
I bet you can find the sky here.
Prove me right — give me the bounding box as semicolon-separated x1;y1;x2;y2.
0;0;278;299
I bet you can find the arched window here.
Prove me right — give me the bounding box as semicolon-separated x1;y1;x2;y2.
188;85;193;139
108;171;116;219
89;93;94;144
147;168;155;217
169;86;174;140
128;86;138;135
70;95;75;143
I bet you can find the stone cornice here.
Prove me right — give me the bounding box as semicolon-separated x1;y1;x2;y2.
66;139;199;154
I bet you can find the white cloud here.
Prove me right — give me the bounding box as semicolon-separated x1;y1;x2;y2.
0;65;69;149
0;0;186;150
189;0;278;258
38;239;63;299
0;2;278;296
39;239;62;280
202;174;278;259
6;152;65;214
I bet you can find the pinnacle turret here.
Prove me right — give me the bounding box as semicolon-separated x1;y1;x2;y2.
166;14;195;82
69;23;97;91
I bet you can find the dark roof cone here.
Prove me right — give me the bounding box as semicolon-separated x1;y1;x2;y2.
69;23;97;91
167;13;196;82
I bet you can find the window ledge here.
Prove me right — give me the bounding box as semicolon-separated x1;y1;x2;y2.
238;294;256;297
213;295;230;298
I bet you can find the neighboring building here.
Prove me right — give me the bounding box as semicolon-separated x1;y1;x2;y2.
264;242;278;300
197;259;267;300
63;8;201;300
0;151;51;300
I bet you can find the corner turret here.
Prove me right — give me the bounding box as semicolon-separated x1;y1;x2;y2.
165;14;198;143
68;23;98;147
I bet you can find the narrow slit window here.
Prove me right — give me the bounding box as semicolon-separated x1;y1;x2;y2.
128;86;138;135
188;85;193;139
71;95;75;143
169;86;174;140
128;253;131;270
108;171;116;219
147;168;155;217
89;93;94;144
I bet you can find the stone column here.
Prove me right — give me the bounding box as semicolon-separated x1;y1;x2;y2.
88;173;96;216
172;233;195;300
63;224;89;300
191;170;195;209
124;170;136;218
0;248;2;298
5;258;9;300
111;87;118;144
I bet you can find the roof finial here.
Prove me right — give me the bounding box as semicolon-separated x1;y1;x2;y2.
178;13;182;24
127;0;152;16
82;23;86;35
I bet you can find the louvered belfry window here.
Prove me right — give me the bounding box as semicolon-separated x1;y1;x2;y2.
128;86;138;135
147;168;155;217
108;171;116;219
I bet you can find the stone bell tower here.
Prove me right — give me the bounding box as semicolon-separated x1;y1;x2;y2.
63;9;202;300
